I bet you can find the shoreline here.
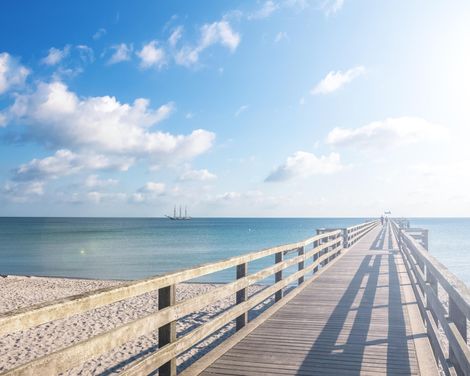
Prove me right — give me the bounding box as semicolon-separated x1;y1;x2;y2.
1;273;229;283
0;275;269;374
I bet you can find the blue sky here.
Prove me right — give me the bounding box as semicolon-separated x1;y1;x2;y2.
1;0;470;217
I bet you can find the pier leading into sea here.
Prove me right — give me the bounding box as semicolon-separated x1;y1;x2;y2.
1;219;469;375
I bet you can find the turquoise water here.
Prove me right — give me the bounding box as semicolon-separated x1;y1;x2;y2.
0;217;469;285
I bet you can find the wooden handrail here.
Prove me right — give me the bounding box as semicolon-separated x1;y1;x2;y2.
392;220;470;376
344;220;379;247
0;230;342;337
1;220;378;376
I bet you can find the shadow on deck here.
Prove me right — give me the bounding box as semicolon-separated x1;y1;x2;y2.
201;225;424;375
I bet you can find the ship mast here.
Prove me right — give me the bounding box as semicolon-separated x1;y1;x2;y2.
179;205;182;219
185;206;187;218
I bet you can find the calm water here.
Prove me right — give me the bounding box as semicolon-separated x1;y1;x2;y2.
0;217;469;285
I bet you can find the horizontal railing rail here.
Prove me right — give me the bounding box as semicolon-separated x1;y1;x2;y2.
0;231;335;337
391;220;470;376
1;220;378;376
316;219;379;248
344;220;378;247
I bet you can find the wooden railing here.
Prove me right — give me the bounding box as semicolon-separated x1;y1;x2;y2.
391;220;470;376
0;220;378;376
344;220;378;247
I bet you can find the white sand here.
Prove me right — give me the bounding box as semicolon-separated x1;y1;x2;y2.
0;275;269;375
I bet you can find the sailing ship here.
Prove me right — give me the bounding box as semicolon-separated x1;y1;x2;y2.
166;205;192;220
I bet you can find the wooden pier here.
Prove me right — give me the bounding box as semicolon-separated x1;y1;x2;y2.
193;223;434;375
1;219;469;375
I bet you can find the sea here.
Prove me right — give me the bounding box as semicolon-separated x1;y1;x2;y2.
0;217;469;286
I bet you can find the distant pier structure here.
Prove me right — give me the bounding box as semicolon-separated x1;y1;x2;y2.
1;218;469;375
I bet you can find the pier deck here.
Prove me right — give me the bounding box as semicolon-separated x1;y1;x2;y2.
4;218;469;376
199;224;436;375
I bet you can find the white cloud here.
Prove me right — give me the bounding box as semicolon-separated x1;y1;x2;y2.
140;181;166;194
76;45;94;63
217;191;242;201
274;31;288;43
326;117;447;148
175;20;240;66
311;66;365;95
169;26;184;47
137;41;166;69
235;105;249;117
0;52;29;95
179;169;217;182
41;46;70;66
265;151;343;182
2;181;45;203
93;28;107;40
12;149;132;182
87;191;127;204
131;181;166;203
212;190;285;209
321;0;345;15
84;174;118;188
108;43;133;64
283;0;309;9
6;81;215;162
248;1;279;19
201;21;240;51
0;113;6;127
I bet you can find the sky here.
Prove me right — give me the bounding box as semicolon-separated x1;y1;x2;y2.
1;0;470;217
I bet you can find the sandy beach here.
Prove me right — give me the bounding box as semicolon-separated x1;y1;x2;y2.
0;275;268;375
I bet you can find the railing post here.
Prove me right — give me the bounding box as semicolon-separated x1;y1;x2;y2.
425;267;438;322
313;239;319;274
422;229;429;250
328;234;335;263
298;246;305;285
158;285;176;376
335;233;342;257
449;296;467;375
275;251;283;302
397;228;402;250
315;230;325;268
342;228;348;248
235;263;247;331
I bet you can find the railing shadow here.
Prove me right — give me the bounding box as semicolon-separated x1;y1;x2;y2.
297;227;413;375
388;225;394;250
387;249;411;374
297;255;381;374
370;225;386;250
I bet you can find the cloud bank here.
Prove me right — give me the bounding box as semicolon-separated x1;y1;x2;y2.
175;20;240;66
5;81;215;162
326;117;447;148
266;151;343;182
0;52;29;95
